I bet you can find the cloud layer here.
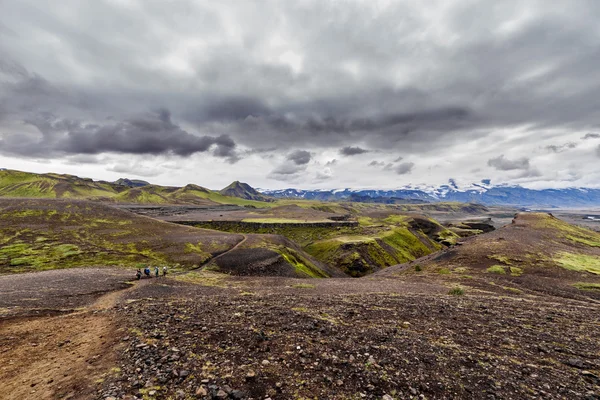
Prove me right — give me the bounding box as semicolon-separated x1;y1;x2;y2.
1;0;600;189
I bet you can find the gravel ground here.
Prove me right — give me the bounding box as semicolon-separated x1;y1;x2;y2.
95;276;600;400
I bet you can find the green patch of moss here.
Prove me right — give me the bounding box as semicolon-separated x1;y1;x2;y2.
277;247;328;278
436;229;459;245
572;282;600;291
567;235;600;248
448;286;464;295
555;252;600;275
509;266;524;276
184;242;211;262
488;254;512;265
487;265;507;274
378;227;432;261
437;268;451;275
292;283;315;289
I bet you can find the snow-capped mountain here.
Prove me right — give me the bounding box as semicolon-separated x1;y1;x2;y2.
259;180;600;207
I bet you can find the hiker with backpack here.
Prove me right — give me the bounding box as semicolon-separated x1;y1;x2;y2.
155;266;159;277
163;265;167;276
136;269;142;280
144;266;151;278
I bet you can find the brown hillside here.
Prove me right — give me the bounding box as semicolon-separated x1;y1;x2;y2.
379;213;600;300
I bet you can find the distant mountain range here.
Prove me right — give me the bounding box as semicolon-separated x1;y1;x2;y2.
2;169;599;207
259;180;600;207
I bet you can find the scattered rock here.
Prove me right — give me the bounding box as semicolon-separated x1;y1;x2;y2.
566;358;585;369
196;385;208;396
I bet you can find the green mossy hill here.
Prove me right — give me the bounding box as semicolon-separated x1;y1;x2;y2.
0;169;273;207
0;199;242;274
219;181;273;202
0;169;121;199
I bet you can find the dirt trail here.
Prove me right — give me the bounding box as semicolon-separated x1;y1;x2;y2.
0;232;246;400
207;234;247;264
0;279;148;400
178;234;248;274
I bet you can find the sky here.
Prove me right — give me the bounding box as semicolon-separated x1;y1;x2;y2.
1;0;600;190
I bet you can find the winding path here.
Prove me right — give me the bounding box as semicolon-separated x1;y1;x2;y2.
179;233;248;274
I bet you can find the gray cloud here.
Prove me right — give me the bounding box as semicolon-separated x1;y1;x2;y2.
394;162;415;175
315;168;333;181
369;160;385;167
267;162;307;182
108;162;163;178
2;1;600;188
545;143;576;153
488;155;530;171
597;144;600;157
340;146;369;156
0;109;239;162
288;150;311;165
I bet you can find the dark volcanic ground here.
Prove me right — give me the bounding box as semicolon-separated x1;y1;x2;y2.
1;270;599;400
96;276;600;400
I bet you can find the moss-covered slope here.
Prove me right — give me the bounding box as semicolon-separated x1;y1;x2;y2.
0;170;121;199
0;199;243;273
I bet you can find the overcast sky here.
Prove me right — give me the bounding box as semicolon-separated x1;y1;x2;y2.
1;0;600;190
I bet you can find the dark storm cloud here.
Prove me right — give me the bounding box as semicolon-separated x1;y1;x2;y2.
583;133;600;139
0;109;239;161
340;146;369;156
488;155;530;171
288;150;311;165
394;162;414;175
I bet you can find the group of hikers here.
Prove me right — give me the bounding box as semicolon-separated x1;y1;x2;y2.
136;265;168;280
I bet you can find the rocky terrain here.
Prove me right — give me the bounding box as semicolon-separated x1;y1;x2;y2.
1;197;600;399
1;267;599;400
